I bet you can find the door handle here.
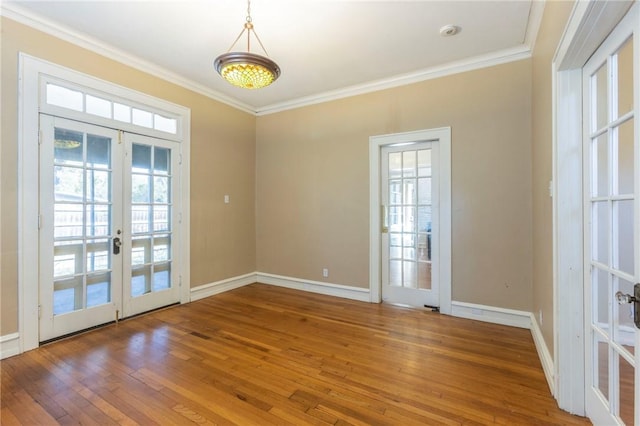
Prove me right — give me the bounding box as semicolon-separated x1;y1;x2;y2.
381;205;389;233
113;237;122;255
616;283;640;329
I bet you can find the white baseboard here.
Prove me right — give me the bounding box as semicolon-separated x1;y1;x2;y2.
1;333;21;359
451;301;532;329
190;272;257;301
530;314;555;396
256;272;371;302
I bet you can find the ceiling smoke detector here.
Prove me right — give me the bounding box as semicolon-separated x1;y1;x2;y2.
439;25;461;37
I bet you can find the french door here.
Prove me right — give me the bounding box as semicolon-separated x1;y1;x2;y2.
381;142;439;307
583;4;639;425
39;115;180;341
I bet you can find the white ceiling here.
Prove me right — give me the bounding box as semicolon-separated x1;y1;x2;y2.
2;1;541;114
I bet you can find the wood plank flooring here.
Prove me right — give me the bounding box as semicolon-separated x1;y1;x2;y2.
1;283;590;425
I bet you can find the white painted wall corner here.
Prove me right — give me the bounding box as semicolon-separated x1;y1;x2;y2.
256;272;371;303
190;272;257;301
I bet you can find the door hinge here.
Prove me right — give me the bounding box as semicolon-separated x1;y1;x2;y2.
38;130;43;145
179;153;183;165
179;275;182;287
38;214;42;230
178;212;182;224
38;304;42;319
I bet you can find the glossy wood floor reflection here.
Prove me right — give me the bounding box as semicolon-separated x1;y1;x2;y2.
1;283;590;425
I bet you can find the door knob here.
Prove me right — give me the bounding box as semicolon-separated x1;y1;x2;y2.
113;237;122;255
616;284;640;329
616;291;636;304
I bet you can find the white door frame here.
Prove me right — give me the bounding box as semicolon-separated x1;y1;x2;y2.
553;0;635;415
369;128;452;314
17;54;191;353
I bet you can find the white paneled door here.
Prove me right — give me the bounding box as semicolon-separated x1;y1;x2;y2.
381;142;440;307
39;115;181;341
583;5;639;425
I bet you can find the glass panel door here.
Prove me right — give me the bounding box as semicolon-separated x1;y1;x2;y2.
583;6;638;424
381;142;439;307
122;133;180;317
39;115;123;341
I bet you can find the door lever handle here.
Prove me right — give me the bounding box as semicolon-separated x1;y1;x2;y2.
113;237;122;255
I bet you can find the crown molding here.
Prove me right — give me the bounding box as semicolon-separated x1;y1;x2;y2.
0;3;255;115
255;45;532;116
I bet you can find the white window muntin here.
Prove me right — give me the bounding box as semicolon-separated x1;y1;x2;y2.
39;74;184;142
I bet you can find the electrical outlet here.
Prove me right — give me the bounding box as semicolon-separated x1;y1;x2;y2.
322;268;329;278
224;195;230;204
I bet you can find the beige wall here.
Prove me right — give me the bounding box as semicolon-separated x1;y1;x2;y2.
531;0;574;356
1;17;256;335
257;60;534;310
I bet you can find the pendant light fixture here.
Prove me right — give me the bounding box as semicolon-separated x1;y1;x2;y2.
214;0;281;89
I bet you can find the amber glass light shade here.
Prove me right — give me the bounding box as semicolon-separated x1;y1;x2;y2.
214;52;280;89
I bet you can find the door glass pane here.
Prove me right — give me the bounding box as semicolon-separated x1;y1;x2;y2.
54;276;83;315
153;235;170;262
87;135;110;169
389;260;401;287
389;180;402;205
154;147;170;174
402;207;415;232
615;200;634;275
418;262;431;290
593;201;609;264
593;64;609;131
54;241;82;278
593;267;609;327
389;152;402;178
153;263;170;291
86;272;111;308
616;37;633;118
403;261;416;288
55;166;83;201
417;149;431;177
86;170;110;202
390;233;401;259
593;134;609;197
132;174;151;203
132;144;151;171
403;179;416;205
153;176;169;203
616;119;634;195
595;333;610;401
402;151;416;177
86;239;109;273
618;354;634;425
132;205;151;234
132;266;151;296
418;177;432;205
85;204;109;237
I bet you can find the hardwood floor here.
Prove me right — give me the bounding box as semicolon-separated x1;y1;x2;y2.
1;283;590;425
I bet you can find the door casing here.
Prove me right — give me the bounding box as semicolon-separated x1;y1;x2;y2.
369;128;452;314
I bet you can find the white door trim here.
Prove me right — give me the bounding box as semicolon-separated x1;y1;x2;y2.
17;54;191;353
552;0;634;415
369;127;451;314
